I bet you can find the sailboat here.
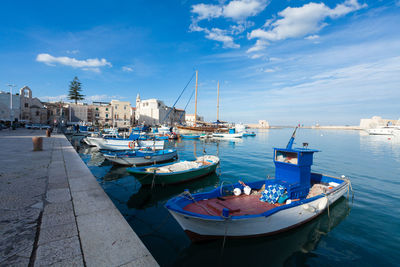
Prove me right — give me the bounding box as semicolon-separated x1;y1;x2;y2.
177;71;227;134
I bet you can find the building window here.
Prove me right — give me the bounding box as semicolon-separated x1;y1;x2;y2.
124;106;127;110
36;111;39;116
96;107;99;111
115;105;118;109
106;114;108;118
106;108;108;111
25;103;29;108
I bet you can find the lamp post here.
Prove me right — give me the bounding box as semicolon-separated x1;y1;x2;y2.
7;84;16;129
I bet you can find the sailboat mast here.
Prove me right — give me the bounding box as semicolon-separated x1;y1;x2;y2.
217;81;220;122
194;70;198;127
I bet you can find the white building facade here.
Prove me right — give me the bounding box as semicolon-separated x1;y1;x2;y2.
135;94;185;125
0;91;20;122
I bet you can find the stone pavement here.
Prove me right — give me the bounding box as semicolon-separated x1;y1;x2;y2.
0;129;158;266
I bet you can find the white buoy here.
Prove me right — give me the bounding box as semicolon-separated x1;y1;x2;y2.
233;188;241;196
243;186;251;195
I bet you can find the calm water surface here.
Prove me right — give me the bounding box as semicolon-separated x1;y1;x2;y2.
72;128;400;266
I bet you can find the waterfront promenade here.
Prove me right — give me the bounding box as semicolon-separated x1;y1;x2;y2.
0;129;158;266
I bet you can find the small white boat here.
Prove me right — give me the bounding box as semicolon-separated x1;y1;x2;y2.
103;148;178;166
166;128;351;242
212;132;243;138
367;126;400;135
85;136;164;150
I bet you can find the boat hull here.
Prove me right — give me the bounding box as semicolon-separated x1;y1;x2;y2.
212;132;243;138
104;150;177;166
86;137;164;150
367;128;399;135
167;178;348;242
128;161;218;185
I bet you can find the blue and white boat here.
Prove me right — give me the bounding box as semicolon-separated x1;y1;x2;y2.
180;134;200;139
242;131;256;137
212;128;243;138
85;133;164;150
165;128;351;242
103;148;178;166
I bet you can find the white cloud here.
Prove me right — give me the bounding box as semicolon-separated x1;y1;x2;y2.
191;3;222;20
223;0;269;21
205;28;240;48
39;94;68;102
191;0;269;21
264;68;275;72
122;66;133;72
250;54;263;59
189;1;269;49
248;0;366;42
66;50;79;54
36;53;112;72
305;35;319;40
246;39;269;53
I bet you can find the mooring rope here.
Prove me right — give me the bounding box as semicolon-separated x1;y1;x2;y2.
180;190;214;215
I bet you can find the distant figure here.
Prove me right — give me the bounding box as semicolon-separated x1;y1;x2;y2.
169;127;173;133
76;124;80;133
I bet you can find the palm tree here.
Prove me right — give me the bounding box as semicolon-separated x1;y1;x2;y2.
68;76;85;104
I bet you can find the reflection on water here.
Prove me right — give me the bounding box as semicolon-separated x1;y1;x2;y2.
174;197;351;267
70;128;400;266
127;173;220;210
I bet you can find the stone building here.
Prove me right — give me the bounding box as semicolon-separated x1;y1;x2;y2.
92;102;112;127
44;102;70;125
110;100;131;128
359;116;399;129
68;103;89;123
0;91;20;122
135;94;185;125
19;86;47;124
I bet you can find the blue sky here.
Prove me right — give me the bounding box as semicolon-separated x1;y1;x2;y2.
1;0;399;125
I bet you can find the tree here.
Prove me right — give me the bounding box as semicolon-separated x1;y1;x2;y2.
68;76;85;104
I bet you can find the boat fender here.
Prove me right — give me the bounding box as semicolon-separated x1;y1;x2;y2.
243;186;251;195
318;196;328;211
128;141;135;149
286;199;292;204
233;188;241;196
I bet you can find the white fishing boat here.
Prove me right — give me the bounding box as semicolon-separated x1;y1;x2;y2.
212;129;243;138
367;126;400;135
85;136;164;150
103;148;178;166
165;128;351;242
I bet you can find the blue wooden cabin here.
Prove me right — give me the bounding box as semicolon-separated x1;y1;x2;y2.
266;135;319;199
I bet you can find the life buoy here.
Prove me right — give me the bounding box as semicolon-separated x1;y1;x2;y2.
128;141;135;149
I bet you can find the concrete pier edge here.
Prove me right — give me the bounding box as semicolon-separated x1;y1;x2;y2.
0;130;158;266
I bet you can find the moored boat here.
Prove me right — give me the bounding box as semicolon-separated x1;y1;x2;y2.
86;136;164;150
366;126;400;135
103;148;177;166
243;131;256;137
180;134;201;139
165;128;351;242
127;155;219;185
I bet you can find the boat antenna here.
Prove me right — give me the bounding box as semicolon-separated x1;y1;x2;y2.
286;127;298;149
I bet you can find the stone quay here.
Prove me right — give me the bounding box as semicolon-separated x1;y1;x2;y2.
0;129;158;266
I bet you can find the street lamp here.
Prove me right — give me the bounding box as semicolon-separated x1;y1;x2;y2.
7;84;16;129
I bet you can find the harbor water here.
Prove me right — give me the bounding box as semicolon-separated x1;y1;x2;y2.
70;128;400;266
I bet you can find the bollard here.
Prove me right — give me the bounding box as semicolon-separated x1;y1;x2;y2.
32;137;43;151
46;129;51;137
